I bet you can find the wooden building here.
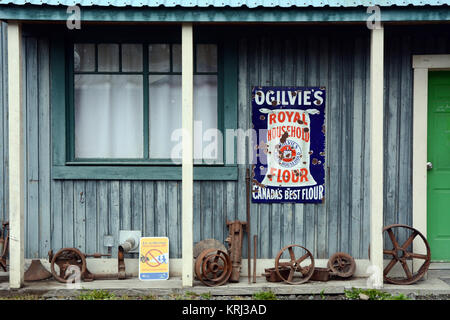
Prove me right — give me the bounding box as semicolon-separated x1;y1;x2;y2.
0;1;449;288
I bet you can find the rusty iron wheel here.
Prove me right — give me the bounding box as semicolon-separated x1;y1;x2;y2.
327;252;356;278
194;248;232;287
50;248;87;283
274;244;315;285
382;224;431;285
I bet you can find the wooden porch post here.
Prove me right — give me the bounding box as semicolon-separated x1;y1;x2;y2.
7;21;24;289
369;25;384;288
181;23;194;287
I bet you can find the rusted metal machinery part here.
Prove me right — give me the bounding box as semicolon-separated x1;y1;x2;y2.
118;246;126;280
263;267;291;282
253;234;257;283
327;252;356;278
225;220;247;283
49;248;88;283
0;222;9;272
382;224;431;285
274;244;315;285
310;267;330;282
246;168;251;284
193;239;227;259
49;248;121;283
24;259;53;281
194;248;232;287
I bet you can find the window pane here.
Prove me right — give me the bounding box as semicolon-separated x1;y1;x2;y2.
149;75;182;159
148;75;219;161
149;44;170;72
196;44;217;73
75;75;144;158
122;44;143;72
74;43;95;72
194;75;220;162
172;44;181;73
98;44;119;72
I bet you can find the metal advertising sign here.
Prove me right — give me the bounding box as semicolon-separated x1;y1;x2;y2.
252;87;326;203
139;237;169;280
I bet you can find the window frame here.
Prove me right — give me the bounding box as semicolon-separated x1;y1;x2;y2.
50;27;238;180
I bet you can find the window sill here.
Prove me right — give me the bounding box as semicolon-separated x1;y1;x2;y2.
52;165;238;181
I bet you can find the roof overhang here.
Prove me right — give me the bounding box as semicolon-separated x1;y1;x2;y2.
0;4;449;23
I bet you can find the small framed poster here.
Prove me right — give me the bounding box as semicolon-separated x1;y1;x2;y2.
252;86;326;203
139;237;169;280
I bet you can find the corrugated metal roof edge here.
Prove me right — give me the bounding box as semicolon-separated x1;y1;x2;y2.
0;2;450;8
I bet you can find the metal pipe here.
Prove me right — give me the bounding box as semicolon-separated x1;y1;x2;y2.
246;168;251;284
119;238;136;253
253;235;257;283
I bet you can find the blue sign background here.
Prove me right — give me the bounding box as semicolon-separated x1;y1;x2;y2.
251;86;326;204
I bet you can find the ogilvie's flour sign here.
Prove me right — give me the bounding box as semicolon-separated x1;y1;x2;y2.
252;87;326;203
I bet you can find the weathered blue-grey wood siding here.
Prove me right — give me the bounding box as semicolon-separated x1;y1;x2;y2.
3;25;449;260
237;28;372;259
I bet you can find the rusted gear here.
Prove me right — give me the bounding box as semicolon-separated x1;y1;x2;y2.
327;252;356;278
274;244;315;285
49;248;87;283
382;224;431;285
195;248;232;287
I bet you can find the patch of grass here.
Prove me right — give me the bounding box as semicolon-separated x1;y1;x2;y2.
344;288;410;301
388;293;410;300
77;290;117;300
168;293;184;300
252;290;277;300
184;291;199;299
200;292;212;300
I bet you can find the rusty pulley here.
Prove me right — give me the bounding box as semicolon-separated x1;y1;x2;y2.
382;224;431;285
274;244;315;285
48;248;88;283
327;252;356;278
48;248;123;283
194;248;232;287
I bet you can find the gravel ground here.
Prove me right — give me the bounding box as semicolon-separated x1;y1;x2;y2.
0;292;449;300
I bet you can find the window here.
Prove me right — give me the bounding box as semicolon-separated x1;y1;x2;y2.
71;42;220;163
50;30;237;180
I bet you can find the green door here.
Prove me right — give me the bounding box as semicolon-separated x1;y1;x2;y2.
427;71;450;261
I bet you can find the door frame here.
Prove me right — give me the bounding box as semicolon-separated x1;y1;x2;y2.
412;54;450;267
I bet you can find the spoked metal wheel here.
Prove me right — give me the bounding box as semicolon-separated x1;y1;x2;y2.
327;252;356;278
383;224;431;285
49;248;87;283
274;244;315;285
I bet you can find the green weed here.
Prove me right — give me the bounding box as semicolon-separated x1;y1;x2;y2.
252;290;277;300
77;289;117;300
